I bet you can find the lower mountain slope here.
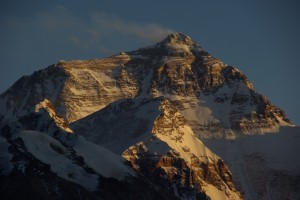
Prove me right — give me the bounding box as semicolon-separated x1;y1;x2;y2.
71;97;243;200
0;130;181;200
1;96;243;200
0;98;180;200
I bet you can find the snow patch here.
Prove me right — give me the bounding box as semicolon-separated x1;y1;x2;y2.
13;131;99;191
154;118;219;164
203;184;240;200
74;136;134;180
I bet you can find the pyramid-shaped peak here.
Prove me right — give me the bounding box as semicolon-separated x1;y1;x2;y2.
162;32;196;46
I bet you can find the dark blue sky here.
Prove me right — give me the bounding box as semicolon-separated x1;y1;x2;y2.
1;0;299;125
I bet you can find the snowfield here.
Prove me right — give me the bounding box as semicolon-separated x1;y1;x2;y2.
12;131;133;191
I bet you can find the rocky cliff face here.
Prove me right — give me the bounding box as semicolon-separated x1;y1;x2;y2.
122;99;242;200
70;97;243;199
0;32;298;200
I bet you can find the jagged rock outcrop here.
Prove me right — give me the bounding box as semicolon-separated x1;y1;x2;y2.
121;99;242;200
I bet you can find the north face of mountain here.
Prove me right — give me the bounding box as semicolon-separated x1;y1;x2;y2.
0;33;291;138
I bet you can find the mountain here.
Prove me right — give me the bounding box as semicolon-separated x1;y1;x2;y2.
0;32;299;200
0;33;291;134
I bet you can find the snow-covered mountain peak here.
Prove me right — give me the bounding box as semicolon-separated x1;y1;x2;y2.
0;32;291;134
161;32;197;46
